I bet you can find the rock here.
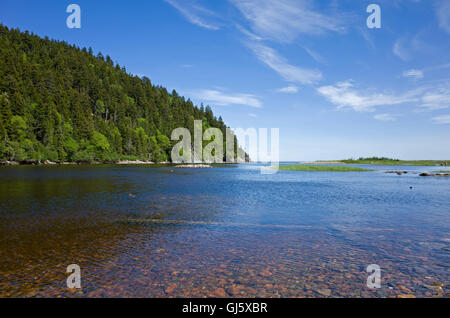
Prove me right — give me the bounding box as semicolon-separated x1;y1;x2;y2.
397;294;416;298
214;288;227;297
317;288;332;297
165;282;177;294
420;172;450;177
176;164;212;168
385;171;408;175
226;285;242;296
260;268;272;277
43;160;57;165
398;286;413;293
424;284;443;291
1;161;20;166
117;160;154;165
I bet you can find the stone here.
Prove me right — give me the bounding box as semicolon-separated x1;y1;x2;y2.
317;288;332;297
165;282;177;294
398;286;413;293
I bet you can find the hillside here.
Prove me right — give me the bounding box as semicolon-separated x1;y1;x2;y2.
0;24;237;163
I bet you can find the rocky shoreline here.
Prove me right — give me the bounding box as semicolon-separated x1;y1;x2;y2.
176;164;213;168
1;161;225;167
0;160;161;166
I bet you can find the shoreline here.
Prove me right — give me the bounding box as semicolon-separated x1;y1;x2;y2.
0;160;241;167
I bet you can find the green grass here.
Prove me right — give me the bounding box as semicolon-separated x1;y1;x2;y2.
278;165;373;172
339;159;449;166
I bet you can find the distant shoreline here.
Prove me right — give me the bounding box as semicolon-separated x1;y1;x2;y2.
301;160;449;167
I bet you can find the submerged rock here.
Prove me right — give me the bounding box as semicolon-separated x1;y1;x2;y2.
316;288;332;297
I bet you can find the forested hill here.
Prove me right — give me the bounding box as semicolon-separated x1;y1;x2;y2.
0;24;234;163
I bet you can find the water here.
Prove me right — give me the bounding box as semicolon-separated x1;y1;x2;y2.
0;164;448;297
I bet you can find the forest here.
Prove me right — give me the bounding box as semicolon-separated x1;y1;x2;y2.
0;24;240;163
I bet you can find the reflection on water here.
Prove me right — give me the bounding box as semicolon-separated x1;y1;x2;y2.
0;164;448;297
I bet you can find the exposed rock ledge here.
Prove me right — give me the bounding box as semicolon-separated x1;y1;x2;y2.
176;164;212;168
420;172;450;177
0;161;20;166
385;171;408;175
116;160;155;165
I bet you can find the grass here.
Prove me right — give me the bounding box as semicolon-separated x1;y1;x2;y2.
339;158;449;166
278;165;373;172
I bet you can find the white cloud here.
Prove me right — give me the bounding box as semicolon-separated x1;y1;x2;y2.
248;113;258;117
230;0;345;43
164;0;220;30
248;43;322;84
432;114;450;124
374;113;397;122
402;63;450;81
403;69;424;80
277;85;299;94
420;87;450;110
436;0;450;34
190;89;262;108
317;80;419;112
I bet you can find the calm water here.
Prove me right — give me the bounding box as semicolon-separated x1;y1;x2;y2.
0;164;449;298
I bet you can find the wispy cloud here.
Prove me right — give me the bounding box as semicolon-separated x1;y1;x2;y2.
420;86;450;110
393;38;411;61
403;69;424;80
248;42;322;85
190;89;262;108
432;114;450;124
403;63;450;80
317;80;419;112
277;85;299;94
374;113;397;122
303;47;326;64
436;0;450;34
318;80;450;112
164;0;220;30
230;0;346;43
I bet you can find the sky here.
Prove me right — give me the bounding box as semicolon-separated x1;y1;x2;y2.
1;0;450;161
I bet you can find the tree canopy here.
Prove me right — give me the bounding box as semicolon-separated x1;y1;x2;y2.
0;24;239;163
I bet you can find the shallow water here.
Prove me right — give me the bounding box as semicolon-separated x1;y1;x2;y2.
0;164;448;297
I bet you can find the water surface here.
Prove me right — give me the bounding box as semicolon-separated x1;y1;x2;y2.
0;164;448;297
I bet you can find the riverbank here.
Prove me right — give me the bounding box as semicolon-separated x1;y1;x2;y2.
0;160;158;166
0;160;239;167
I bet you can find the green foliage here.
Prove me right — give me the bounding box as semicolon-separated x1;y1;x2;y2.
0;24;240;163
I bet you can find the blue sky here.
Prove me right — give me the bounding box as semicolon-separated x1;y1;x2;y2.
1;0;450;161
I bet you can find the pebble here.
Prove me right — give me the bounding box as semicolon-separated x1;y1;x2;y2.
165;283;177;294
317;288;332;297
398;286;413;293
397;294;416;298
